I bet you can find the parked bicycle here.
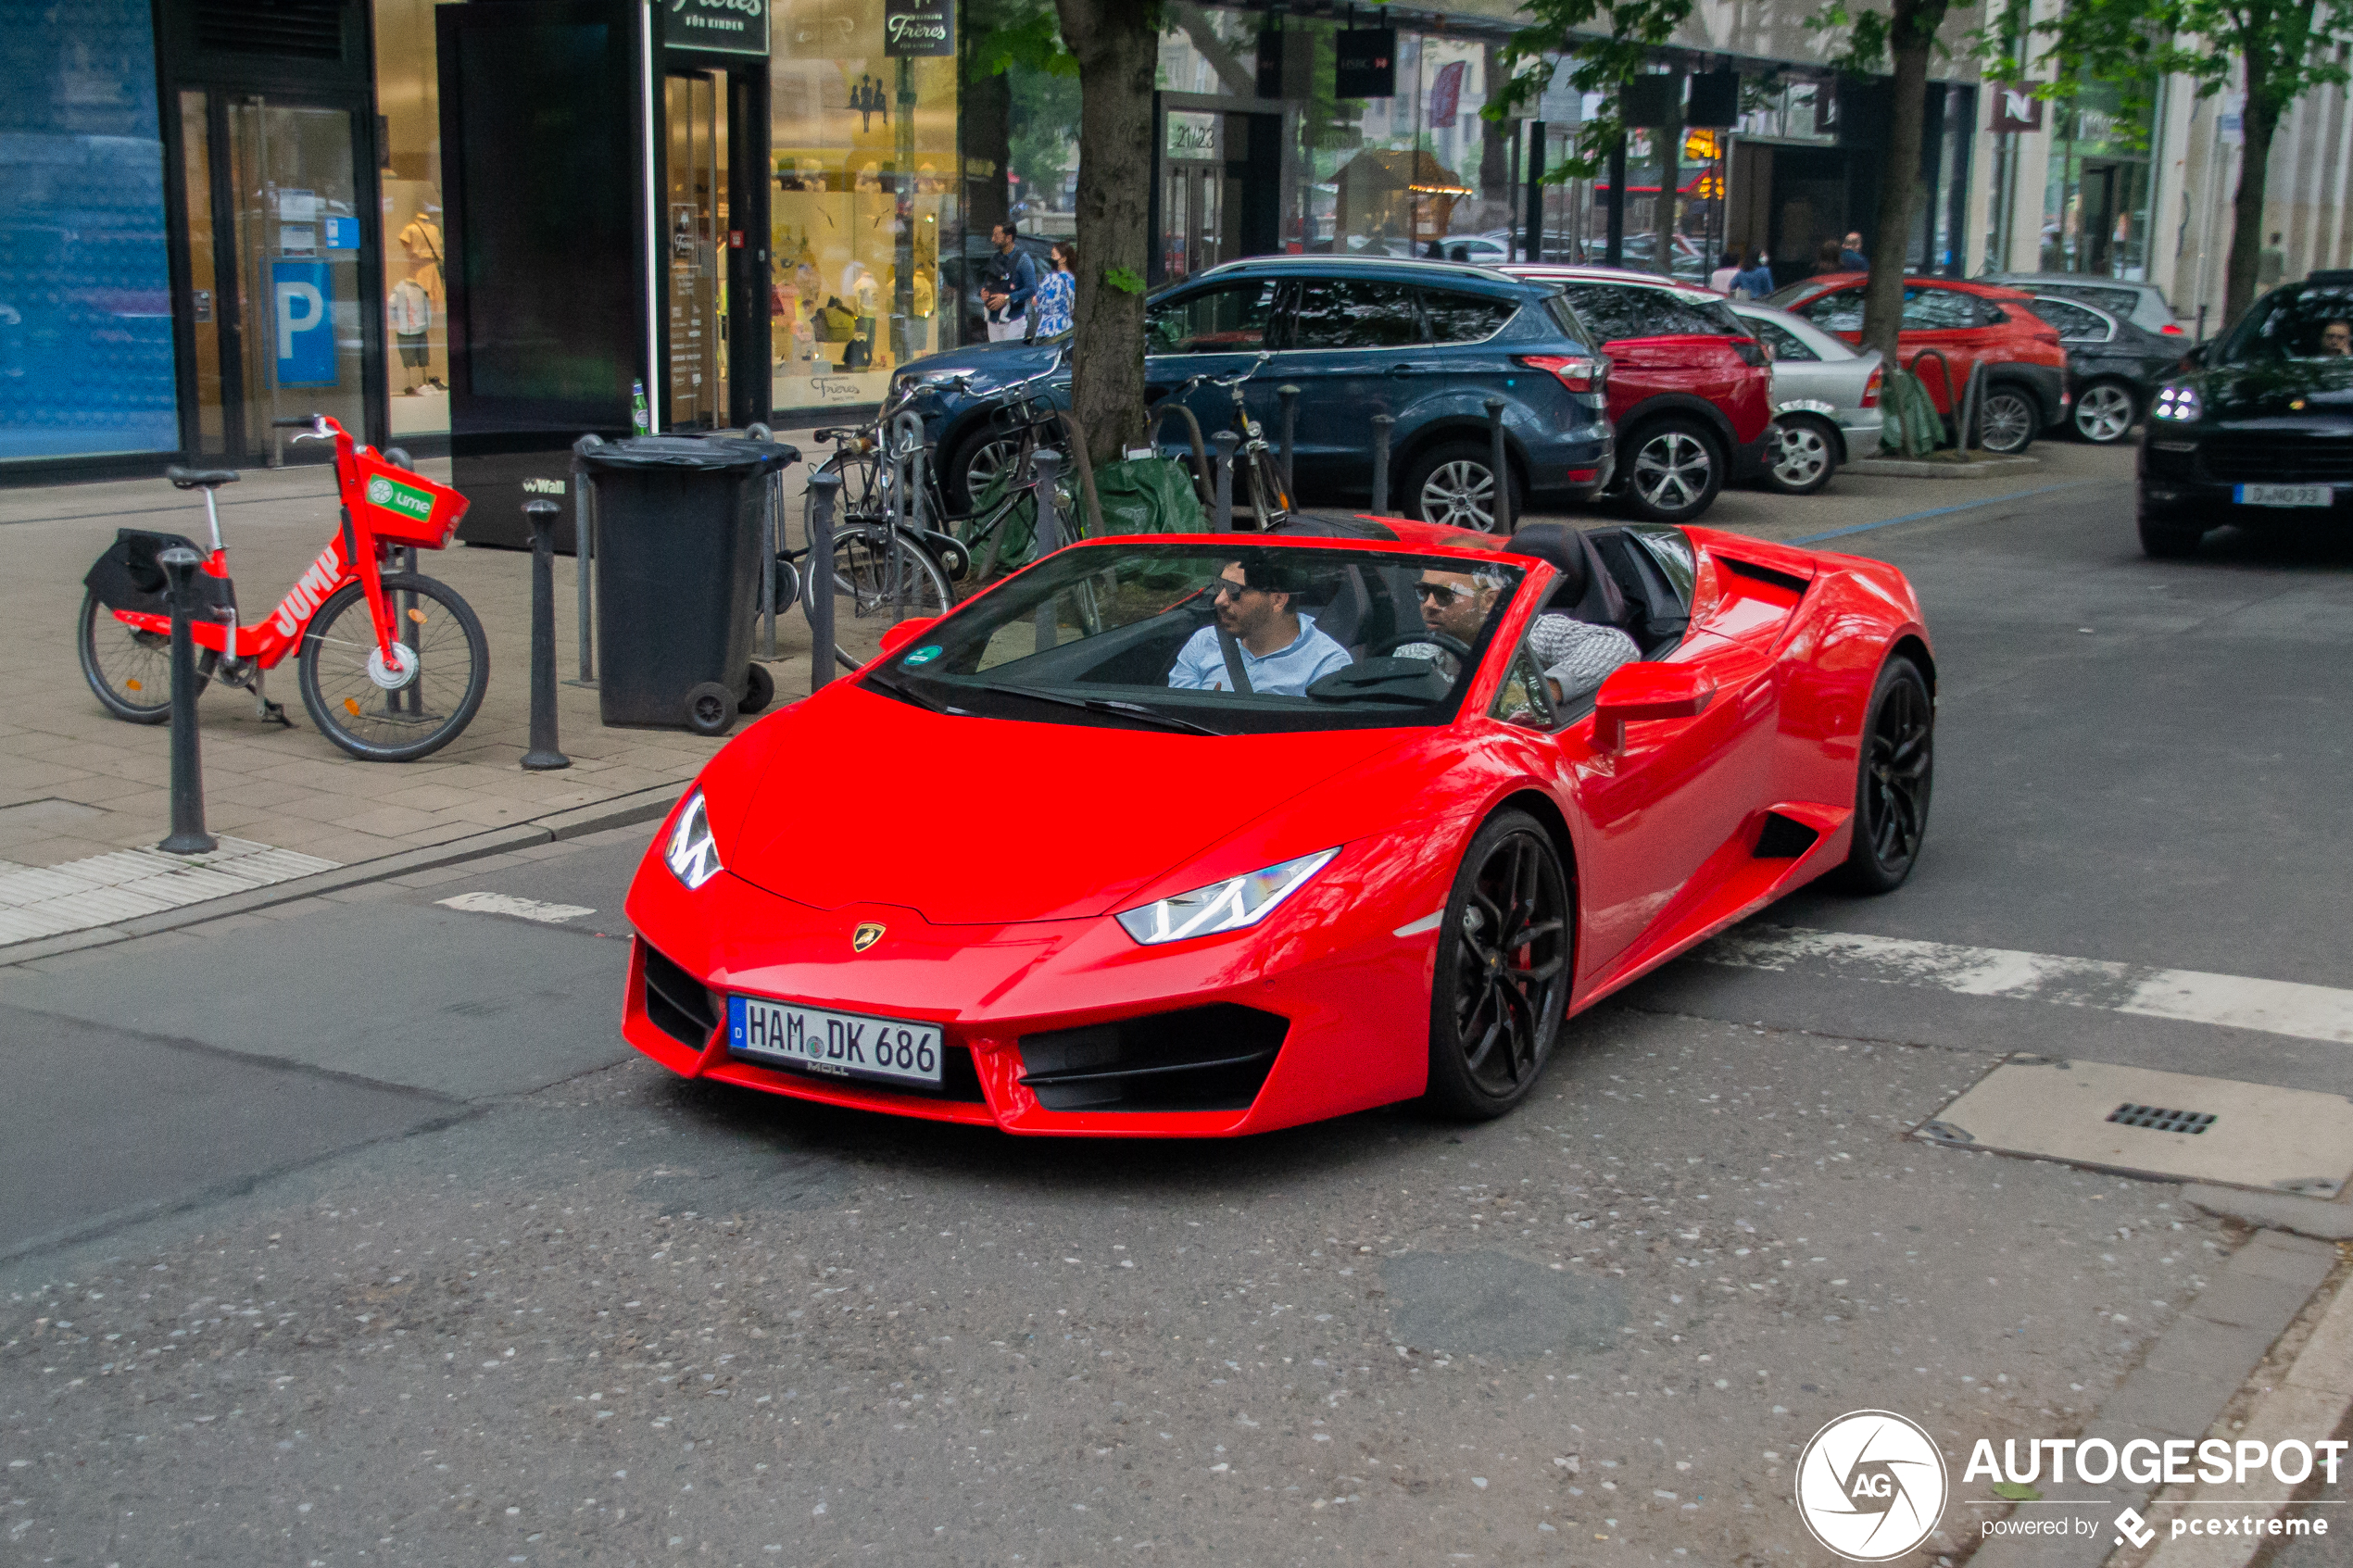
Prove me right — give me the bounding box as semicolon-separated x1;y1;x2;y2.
1167;351;1290;528
77;414;489;762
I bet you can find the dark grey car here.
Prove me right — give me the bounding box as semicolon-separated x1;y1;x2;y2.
1982;273;2187;340
2025;295;2192;444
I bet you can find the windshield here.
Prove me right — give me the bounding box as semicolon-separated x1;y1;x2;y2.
2219;284;2353;363
862;542;1527;735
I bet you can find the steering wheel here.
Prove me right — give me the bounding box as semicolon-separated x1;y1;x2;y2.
1371;630;1474;663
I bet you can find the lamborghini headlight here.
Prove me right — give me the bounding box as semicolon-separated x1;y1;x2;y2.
664;791;723;890
1115;847;1340;946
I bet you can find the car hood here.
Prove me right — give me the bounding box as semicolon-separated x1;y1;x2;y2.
723;686;1417;924
2192;358;2353;420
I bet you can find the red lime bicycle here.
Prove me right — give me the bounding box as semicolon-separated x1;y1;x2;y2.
78;413;490;762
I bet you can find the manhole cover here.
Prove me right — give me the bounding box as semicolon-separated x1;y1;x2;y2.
1917;1058;2353;1196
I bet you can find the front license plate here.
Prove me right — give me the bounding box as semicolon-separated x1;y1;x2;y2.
2233;483;2333;508
726;995;942;1088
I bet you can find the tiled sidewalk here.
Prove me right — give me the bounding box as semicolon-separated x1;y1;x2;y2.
1;439;866;900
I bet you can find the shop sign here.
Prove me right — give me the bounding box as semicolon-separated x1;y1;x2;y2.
883;0;952;57
668;0;769;58
271;259;336;387
1335;29;1395;99
1164;111;1221;161
1990;85;2044;133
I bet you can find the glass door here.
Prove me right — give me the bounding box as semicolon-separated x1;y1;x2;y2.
665;70;728;431
175;91;371;462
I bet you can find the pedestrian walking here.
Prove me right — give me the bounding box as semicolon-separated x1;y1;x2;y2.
1709;248;1742;295
1034;240;1076;339
1816;237;1846;276
981;220;1038;343
1840;231;1869;270
1731;250;1775;299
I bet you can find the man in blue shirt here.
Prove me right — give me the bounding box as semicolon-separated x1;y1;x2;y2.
1168;558;1352;696
983;221;1039;342
1840;231;1869;271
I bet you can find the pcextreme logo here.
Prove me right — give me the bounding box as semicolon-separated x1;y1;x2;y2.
1794;1410;1950;1562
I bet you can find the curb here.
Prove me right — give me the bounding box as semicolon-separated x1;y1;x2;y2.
0;783;683;969
2180;1184;2353;1243
1847;456;2043;479
1967;1229;2340;1568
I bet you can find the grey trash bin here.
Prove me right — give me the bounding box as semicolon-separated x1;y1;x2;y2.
580;434;799;734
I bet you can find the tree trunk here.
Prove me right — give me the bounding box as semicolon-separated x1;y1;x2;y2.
1052;0;1157;470
1859;0;1940;368
2225;53;2277;326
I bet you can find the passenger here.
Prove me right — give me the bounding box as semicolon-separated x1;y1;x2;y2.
2321;320;2351;356
1168;558;1352;696
1399;562;1639;707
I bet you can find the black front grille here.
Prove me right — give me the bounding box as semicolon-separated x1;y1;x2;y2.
641;941;718;1049
1018;1004;1289;1112
2197;433;2353;484
195;0;346;59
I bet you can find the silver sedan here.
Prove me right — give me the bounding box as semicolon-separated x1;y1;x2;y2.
1727;301;1886;495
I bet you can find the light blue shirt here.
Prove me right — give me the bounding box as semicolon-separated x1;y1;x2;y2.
1168;612;1353;696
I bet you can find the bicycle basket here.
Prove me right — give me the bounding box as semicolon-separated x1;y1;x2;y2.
351;449;469;547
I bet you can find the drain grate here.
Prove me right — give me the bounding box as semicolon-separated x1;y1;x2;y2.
2108;1103;2216;1135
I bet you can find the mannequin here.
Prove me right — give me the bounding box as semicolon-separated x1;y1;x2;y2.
393;211;445;392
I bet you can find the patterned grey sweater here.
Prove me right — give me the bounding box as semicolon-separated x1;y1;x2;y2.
1527;613;1641;701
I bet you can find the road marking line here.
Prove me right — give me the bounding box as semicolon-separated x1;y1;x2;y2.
1789;480;2103;546
1699;926;2353;1047
0;838;340;945
436;892;596;924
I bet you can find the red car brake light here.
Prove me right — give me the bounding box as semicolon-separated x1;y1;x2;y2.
1862;364;1883;408
1518;354;1606;394
2161;322;2185;335
1731;337;1768;368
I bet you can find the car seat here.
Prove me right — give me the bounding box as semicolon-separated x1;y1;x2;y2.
1500;522;1632;632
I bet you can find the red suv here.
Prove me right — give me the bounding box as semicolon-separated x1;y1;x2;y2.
1503;265;1774;522
1765;274;2069;454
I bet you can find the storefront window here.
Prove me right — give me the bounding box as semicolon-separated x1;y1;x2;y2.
771;0;960;418
2039;81;2156;279
373;0;447;441
0;0;177;462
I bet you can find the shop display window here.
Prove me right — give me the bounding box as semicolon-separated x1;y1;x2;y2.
373;0;447;439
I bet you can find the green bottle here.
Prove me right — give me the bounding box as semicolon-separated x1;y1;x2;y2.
631;379;650;436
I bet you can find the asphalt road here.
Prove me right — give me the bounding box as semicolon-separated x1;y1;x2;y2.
5;445;2350;1566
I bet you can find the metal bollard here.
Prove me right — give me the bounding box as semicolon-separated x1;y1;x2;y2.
807;471;840;693
1484;396;1514;534
522;499;571;771
1212;430;1238;532
1371;414;1394;515
1277;383;1301;495
156;546;217;854
570;433;601;685
1032;448;1063;653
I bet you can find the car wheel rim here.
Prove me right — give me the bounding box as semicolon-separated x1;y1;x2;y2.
1981;395;2032;453
2075;385;2133;442
1420;459;1495;530
1633;431;1712;512
1450;830;1569;1098
1770;423;1830;487
965;441;1015;500
1863;678;1931;872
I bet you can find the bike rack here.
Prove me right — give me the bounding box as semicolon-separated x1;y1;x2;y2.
1142;399;1214;508
1910;348;1962;450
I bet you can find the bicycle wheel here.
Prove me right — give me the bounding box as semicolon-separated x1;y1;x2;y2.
828;527;953;634
822;447;887;523
79;588;215;723
1243;449;1291;528
297;571;488;761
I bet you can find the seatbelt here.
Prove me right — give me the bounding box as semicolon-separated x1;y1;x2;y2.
1216;625;1254;695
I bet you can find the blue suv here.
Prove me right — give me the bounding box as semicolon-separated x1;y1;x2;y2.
887;257;1614;531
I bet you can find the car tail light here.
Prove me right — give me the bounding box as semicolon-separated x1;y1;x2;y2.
1862;364;1883;408
2033;329;2061;345
1565;468;1598;483
1517;354;1605;394
1731;337;1768;368
2161;322;2185;335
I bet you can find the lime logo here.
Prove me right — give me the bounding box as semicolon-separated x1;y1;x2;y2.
367;473;436;521
1794;1410;1948;1562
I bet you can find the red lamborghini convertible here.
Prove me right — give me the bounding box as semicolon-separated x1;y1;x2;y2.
622;514;1933;1136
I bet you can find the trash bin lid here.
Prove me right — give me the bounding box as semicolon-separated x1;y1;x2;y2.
578;434;799;475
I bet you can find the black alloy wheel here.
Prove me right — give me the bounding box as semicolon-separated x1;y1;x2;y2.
1835;658;1933;894
1974;387;2038;455
1425;809;1573;1119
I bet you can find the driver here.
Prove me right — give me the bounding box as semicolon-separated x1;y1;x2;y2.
2322;320;2351;356
1168;557;1351;696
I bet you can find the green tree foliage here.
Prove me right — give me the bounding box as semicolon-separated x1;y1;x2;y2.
2030;0;2353;320
1486;0;1696;177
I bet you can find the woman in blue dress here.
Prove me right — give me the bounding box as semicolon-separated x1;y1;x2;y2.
1034;241;1076;338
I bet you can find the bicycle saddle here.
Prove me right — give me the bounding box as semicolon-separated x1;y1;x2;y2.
166;465;240;490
